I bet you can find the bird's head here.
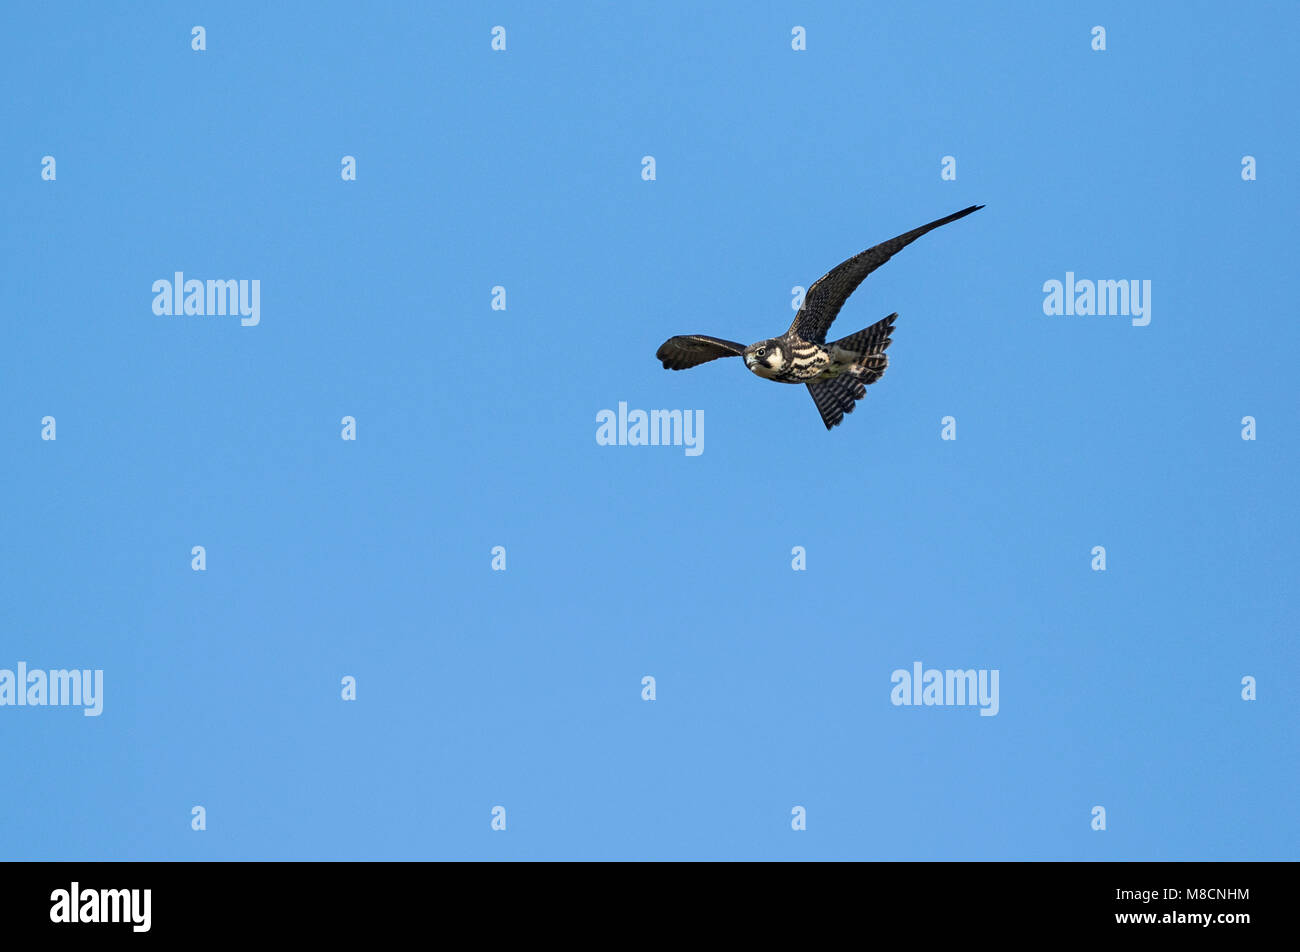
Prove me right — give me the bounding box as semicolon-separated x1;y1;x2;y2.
743;339;786;378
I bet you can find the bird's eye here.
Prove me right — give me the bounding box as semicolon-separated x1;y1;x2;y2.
757;347;767;357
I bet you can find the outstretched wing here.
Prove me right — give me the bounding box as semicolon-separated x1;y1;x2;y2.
789;204;983;344
656;335;746;371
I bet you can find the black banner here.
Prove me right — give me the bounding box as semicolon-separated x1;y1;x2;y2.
0;861;1281;939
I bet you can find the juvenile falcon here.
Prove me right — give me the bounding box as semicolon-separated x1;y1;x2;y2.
655;204;983;430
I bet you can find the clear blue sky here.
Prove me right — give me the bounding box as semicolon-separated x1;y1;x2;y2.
2;1;1296;860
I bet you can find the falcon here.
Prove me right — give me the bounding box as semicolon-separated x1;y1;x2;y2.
655;205;983;429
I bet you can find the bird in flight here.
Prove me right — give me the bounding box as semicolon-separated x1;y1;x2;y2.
655;205;983;430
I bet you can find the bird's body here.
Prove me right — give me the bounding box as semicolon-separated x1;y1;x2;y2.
742;329;888;384
655;205;982;429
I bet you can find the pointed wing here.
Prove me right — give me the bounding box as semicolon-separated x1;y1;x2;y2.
789;204;983;344
656;335;746;371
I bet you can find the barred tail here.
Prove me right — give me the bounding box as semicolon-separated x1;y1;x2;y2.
808;313;898;430
830;312;896;358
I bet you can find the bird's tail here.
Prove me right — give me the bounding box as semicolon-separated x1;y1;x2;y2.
829;312;896;383
806;314;898;430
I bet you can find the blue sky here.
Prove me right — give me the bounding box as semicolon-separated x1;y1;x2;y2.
1;1;1296;860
